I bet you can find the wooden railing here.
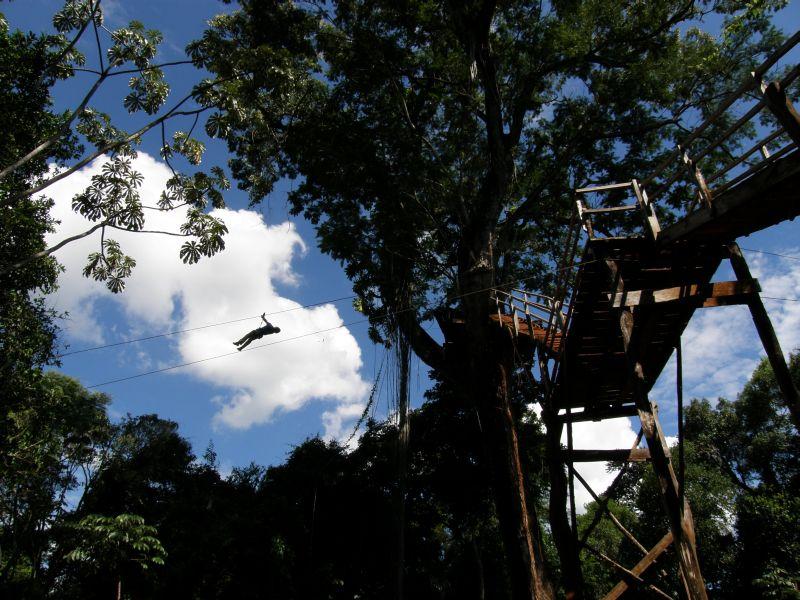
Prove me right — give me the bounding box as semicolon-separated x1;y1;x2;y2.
575;30;800;241
492;212;583;385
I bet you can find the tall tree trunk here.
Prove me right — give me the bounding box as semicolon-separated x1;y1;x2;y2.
472;539;486;600
395;332;411;600
460;273;553;599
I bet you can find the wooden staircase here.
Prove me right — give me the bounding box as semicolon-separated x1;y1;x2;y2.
491;30;800;599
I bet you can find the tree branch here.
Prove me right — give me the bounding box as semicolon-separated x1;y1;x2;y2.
17;105;210;201
0;69;109;181
396;310;446;373
107;225;189;237
1;220;108;277
50;0;101;69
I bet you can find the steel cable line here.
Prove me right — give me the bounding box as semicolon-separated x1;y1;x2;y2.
60;250;595;359
64;246;798;359
741;247;800;261
85;266;591;389
57;295;357;358
79;256;800;389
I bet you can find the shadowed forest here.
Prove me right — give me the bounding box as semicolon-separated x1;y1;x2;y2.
3;361;799;598
2;0;800;598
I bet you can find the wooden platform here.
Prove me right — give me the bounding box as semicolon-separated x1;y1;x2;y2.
554;238;730;415
489;313;562;355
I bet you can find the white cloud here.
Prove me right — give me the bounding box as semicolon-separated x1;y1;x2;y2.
45;153;369;436
321;401;368;445
563;417;639;513
100;0;128;27
651;248;800;411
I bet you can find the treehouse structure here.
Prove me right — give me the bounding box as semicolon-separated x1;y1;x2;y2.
492;31;800;599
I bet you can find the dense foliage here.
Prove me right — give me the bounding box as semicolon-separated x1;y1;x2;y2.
1;357;796;598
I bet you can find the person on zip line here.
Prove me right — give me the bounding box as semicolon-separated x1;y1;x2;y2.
233;313;281;350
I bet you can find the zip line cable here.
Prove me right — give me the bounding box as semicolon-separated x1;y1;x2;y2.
85;267;588;389
741;247;800;261
57;295;357;358
74;248;800;388
59;250;593;359
87;318;372;389
58;246;800;360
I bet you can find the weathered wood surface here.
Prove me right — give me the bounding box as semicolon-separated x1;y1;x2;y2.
603;532;674;600
567;448;650;462
606;279;757;308
554;238;725;412
489;313;563;354
657;149;800;244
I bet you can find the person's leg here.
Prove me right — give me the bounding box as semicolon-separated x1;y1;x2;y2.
237;336;254;350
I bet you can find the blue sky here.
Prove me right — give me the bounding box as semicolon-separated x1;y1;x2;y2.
5;0;800;504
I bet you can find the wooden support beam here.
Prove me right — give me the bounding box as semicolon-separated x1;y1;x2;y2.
560;404;639;423
603;532;674;600
761;79;800;146
632;179;661;240
727;243;800;432
586;545;673;600
621;318;708;599
578;429;644;551
576;181;633;194
608;253;708;600
568;448;650;462
581;204;638;215
607;280;758;308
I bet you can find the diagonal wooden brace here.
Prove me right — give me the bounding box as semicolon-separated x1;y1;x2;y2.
603;531;674;600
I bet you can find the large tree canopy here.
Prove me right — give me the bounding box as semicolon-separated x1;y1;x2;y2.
194;0;785;348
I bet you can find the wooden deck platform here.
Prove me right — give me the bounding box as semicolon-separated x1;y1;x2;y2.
488;313;562;355
554;238;728;414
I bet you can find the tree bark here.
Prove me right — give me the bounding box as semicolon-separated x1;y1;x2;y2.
395;333;411;600
460;283;553;599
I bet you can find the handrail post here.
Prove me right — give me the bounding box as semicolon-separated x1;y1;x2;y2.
755;72;800;146
631;179;661;241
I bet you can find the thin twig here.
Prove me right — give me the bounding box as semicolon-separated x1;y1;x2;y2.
92;18;104;72
2;221;108;276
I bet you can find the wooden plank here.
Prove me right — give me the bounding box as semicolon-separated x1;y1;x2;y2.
568;448;650;462
560;404;639;423
576;181;633;193
762;80;800;146
607;280;757;308
582;204;638;214
603;532;674;600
